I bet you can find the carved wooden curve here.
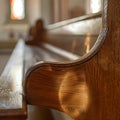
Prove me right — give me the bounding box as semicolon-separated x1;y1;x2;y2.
25;0;120;119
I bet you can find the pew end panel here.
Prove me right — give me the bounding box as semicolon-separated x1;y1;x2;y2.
24;0;109;120
25;0;120;120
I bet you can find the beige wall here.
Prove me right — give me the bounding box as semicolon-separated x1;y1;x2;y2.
27;0;42;25
0;0;98;40
0;0;42;40
41;0;53;25
69;0;89;18
0;0;8;25
51;0;91;22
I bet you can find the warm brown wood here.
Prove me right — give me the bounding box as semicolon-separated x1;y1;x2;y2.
25;19;47;45
0;40;27;120
47;12;101;30
47;14;101;57
0;1;103;120
25;0;120;120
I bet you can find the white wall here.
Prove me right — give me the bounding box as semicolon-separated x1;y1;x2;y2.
0;0;42;41
27;0;42;25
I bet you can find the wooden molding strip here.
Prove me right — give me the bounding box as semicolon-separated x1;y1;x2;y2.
0;40;27;119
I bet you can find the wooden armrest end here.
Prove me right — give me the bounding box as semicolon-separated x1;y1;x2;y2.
24;62;90;120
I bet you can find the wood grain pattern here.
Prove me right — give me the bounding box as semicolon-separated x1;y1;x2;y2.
25;0;120;119
0;40;27;120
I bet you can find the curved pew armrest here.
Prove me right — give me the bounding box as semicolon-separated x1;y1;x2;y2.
24;0;109;119
24;23;107;119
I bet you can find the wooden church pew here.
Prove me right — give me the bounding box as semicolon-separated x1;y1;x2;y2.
1;0;120;119
23;6;101;120
0;40;27;120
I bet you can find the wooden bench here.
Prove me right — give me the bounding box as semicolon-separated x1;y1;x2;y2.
0;0;120;119
0;40;26;120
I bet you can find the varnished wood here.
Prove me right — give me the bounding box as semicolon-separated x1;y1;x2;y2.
46;13;101;59
25;19;47;45
1;0;119;119
25;0;120;120
0;1;102;120
0;40;27;120
47;12;101;30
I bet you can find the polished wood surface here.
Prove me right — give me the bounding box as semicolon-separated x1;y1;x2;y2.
1;0;119;119
0;54;11;75
47;13;101;57
46;35;98;57
47;12;101;30
25;0;120;120
0;40;27;120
